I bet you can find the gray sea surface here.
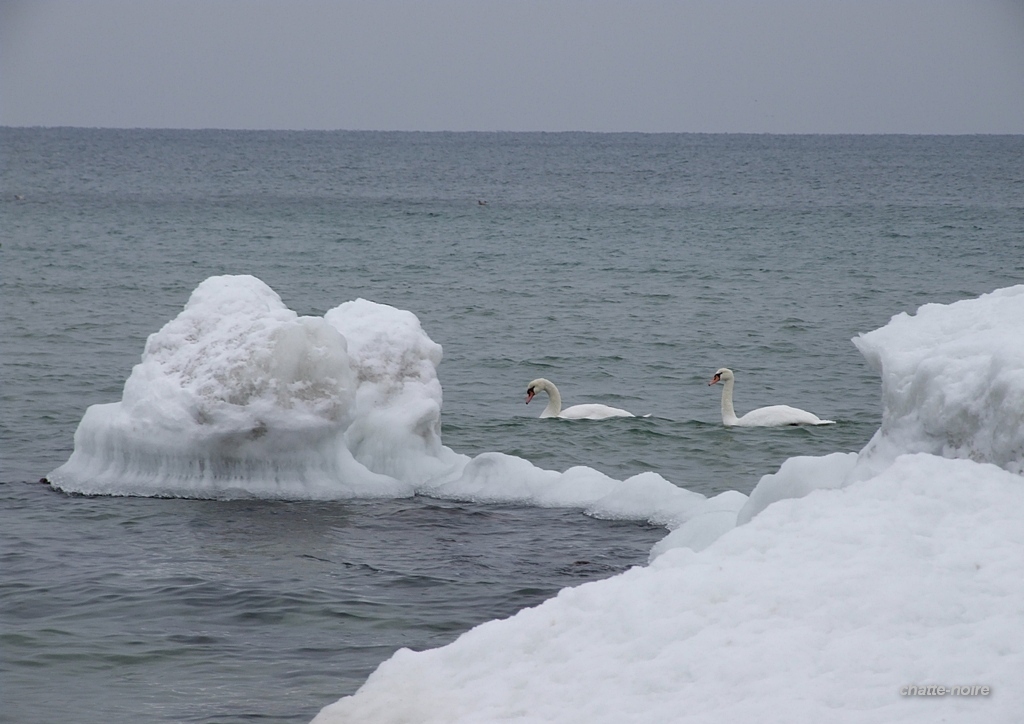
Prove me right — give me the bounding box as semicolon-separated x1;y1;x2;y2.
2;129;1023;723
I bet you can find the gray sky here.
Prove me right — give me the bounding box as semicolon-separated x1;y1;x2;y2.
2;0;1023;133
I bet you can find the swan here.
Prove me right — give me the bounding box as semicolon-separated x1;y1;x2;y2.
708;368;835;427
525;378;636;420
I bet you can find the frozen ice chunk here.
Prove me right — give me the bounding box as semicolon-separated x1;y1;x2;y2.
49;276;411;498
326;298;467;485
853;284;1024;476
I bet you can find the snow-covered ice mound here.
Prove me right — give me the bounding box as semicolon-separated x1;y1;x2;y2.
47;275;460;498
312;285;1024;723
735;284;1024;525
853;284;1024;477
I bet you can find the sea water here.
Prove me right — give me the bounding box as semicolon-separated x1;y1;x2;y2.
2;129;1022;723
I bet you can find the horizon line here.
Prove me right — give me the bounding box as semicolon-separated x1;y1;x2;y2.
3;125;1023;137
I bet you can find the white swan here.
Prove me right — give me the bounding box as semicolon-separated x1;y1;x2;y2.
708;368;835;427
525;378;636;420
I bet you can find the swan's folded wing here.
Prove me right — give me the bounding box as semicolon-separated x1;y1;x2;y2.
559;403;635;420
736;404;833;427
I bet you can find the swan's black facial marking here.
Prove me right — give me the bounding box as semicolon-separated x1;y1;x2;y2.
709;373;722;386
525;387;536;404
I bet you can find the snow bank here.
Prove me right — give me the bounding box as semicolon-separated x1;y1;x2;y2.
313;286;1024;723
314;454;1024;724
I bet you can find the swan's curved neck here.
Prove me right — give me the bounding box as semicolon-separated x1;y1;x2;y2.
541;381;562;417
719;377;739;425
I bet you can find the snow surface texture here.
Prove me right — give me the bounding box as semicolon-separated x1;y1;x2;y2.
312;285;1024;723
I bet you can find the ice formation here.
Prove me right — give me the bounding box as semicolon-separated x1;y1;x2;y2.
47;275;720;533
312;285;1024;723
735;284;1024;525
47;276;1024;722
853;284;1024;477
48;276;454;499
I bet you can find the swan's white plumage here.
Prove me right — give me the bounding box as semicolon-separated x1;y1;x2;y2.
525;378;635;420
709;368;834;427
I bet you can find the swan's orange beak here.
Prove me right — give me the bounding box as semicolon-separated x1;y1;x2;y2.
709;373;721;386
526;389;535;404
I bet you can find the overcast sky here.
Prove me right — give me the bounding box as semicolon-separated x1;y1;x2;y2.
2;0;1023;133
